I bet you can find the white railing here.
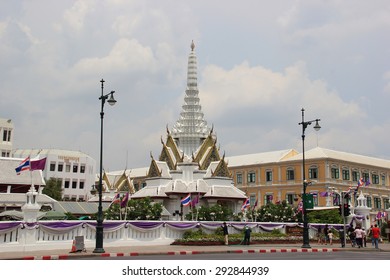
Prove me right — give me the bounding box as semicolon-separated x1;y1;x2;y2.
0;220;326;253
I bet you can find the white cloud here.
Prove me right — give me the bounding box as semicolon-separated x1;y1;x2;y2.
200;61;362;121
1;0;390;171
72;38;156;75
63;0;95;31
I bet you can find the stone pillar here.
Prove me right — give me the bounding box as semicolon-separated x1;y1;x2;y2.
353;191;371;230
22;186;41;223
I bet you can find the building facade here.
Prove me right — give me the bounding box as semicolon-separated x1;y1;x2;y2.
0;118;14;157
13;149;96;202
227;147;390;221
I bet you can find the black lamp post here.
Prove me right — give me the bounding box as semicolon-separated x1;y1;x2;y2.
93;79;116;253
299;108;321;248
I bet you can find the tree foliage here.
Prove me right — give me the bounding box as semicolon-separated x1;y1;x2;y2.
185;204;233;221
104;197;163;220
42;177;63;201
306;209;343;224
253;201;297;222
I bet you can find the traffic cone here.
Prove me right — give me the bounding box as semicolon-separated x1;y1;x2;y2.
69;239;77;253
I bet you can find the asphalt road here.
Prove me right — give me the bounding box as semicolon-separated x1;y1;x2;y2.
88;251;390;260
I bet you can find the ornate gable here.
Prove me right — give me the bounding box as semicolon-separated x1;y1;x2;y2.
159;145;176;170
147;159;162;178
116;171;135;194
199;144;221;170
212;156;232;178
102;171;111;191
193;129;221;169
165;133;182;163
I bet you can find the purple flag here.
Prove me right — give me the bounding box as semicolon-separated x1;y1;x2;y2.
191;193;199;207
319;192;328;197
30;157;47;171
120;192;129;208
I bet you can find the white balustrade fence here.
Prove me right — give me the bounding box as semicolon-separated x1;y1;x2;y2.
0;220;330;253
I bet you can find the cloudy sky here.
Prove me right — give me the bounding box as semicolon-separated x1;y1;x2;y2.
1;0;389;171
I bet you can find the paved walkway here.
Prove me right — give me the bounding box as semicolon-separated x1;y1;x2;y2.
2;242;389;260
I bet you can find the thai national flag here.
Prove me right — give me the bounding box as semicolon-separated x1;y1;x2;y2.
241;198;250;211
357;178;364;187
181;194;191;206
15;157;30;175
109;193;121;207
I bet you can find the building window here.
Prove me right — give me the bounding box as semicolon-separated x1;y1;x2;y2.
50;163;56;172
384;198;389;209
2;129;11;142
247;172;256;183
308;167;318;179
287;169;294;180
64;180;70;189
310;192;319;206
372;174;379;185
66;164;71;172
73;164;78;173
366;196;372;208
331;167;339;179
352;171;359;182
286;194;294;205
58;163;63;172
264;194;273;205
79;181;84;189
80;165;85;173
72;181;77;189
266;171;272;182
342;169;350;180
362;172;370;183
236;173;243;184
374;197;381;209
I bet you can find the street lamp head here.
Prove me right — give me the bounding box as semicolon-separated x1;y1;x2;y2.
107;91;117;106
313;119;321;131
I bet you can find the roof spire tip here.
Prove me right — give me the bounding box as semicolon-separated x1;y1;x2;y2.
191;40;195;51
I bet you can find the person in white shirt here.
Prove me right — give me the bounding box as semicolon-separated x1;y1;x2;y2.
354;226;365;248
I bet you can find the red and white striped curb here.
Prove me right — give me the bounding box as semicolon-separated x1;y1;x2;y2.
21;248;339;260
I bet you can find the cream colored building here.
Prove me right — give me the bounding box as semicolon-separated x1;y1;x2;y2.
226;147;390;221
0;118;14;157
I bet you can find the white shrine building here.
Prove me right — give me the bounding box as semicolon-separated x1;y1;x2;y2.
131;41;247;218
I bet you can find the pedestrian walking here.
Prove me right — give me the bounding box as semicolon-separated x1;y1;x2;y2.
371;224;380;249
362;227;367;247
348;225;356;247
324;224;329;245
317;226;324;245
367;225;374;247
243;226;251;245
222;222;229;245
354;226;364;248
328;229;333;245
338;228;345;248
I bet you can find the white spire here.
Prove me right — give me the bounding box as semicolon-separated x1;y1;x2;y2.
172;41;211;157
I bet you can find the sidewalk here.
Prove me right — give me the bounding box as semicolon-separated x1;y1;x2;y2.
2;242;389;260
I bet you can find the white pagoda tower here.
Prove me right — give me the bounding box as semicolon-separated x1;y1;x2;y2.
171;41;211;157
